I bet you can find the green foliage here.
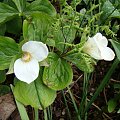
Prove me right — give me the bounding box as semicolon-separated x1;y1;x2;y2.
53;25;76;52
0;24;6;35
27;12;53;42
14;74;56;109
0;0;119;119
0;36;18;70
43;52;73;90
0;70;6;83
65;52;96;73
23;19;29;40
100;0;120;24
12;0;26;13
25;0;56;16
0;2;18;24
6;16;22;34
110;40;120;61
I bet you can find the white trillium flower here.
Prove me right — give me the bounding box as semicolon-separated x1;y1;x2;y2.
14;41;48;84
82;33;115;61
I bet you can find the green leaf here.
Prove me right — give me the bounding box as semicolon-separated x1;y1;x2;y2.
43;52;73;90
13;74;56;109
0;70;6;83
6;16;22;34
110;40;120;61
100;0;120;23
11;85;29;120
0;85;10;96
12;0;26;13
54;26;76;52
0;36;18;70
65;52;96;73
108;99;117;113
27;12;53;42
0;2;18;24
25;0;56;16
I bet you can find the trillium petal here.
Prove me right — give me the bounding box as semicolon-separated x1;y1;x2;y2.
94;33;108;47
100;47;115;61
22;41;48;62
14;58;39;84
83;37;102;59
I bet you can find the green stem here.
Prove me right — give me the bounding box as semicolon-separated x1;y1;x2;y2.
85;58;119;112
34;108;38;120
44;109;48;120
62;90;72;120
79;73;90;120
67;87;81;120
47;106;52;120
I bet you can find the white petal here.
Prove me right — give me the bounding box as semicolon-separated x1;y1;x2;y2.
94;33;108;47
83;37;102;60
14;58;39;84
100;47;115;61
22;41;48;62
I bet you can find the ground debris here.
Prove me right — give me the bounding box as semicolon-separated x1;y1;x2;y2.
0;93;16;120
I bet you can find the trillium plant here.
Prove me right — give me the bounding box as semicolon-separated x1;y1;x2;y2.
14;41;48;84
83;33;115;61
0;0;119;119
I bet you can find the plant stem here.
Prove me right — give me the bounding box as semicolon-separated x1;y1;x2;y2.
78;73;90;120
62;90;72;120
44;109;48;120
67;86;81;120
85;58;119;112
34;108;38;120
47;106;52;120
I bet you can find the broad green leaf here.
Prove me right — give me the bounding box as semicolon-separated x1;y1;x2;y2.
0;36;18;70
54;26;76;52
110;40;120;61
11;85;29;120
6;16;22;34
0;36;18;56
0;70;6;83
43;52;73;90
25;0;56;16
108;99;117;113
3;0;17;9
65;52;96;73
13;74;56;109
27;12;53;42
0;2;18;24
12;0;26;13
0;85;10;96
100;0;120;23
